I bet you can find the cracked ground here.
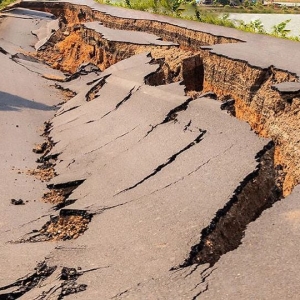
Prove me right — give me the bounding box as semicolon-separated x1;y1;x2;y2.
1;2;300;300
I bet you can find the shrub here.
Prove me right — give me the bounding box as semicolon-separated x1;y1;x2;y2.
271;19;291;38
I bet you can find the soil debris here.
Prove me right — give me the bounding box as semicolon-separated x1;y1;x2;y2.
17;210;92;243
40;214;91;241
27;165;56;182
42;180;84;207
43;188;65;204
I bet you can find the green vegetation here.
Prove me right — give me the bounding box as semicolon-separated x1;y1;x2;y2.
0;0;17;10
97;0;199;16
193;1;300;15
197;13;299;40
120;0;159;12
238;19;266;33
96;0;300;41
96;0;300;14
271;19;291;37
197;12;236;27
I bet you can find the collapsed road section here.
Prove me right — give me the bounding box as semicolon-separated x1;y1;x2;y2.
0;1;299;299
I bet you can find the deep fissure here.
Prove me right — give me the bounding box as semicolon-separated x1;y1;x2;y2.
183;141;283;267
0;261;57;299
0;261;90;299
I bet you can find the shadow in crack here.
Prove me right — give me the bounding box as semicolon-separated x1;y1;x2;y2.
0;91;55;112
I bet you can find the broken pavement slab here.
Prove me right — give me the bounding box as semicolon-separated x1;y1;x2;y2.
84;22;178;46
272;81;300;93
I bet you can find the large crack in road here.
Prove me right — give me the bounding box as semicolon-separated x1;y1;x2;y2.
0;1;300;299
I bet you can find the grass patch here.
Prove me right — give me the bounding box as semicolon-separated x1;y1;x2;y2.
0;0;18;10
95;0;300;41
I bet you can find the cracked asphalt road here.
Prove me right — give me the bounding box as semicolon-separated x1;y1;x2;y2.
0;2;300;299
0;9;64;287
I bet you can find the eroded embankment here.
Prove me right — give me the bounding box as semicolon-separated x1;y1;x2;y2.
34;24;176;73
203;54;300;196
7;1;299;272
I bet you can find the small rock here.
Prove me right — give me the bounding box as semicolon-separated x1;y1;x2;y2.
11;198;25;205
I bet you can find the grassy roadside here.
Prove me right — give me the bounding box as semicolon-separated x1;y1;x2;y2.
193;4;300;15
0;0;19;10
97;0;300;14
96;0;300;40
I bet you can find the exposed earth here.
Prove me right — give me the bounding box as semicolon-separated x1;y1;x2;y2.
0;1;299;299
